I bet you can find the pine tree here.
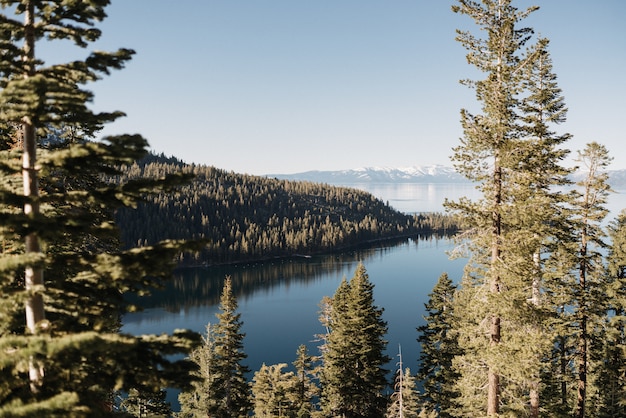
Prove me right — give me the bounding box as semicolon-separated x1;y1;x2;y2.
292;344;318;417
178;323;218;417
416;273;459;417
252;363;297;417
0;2;200;415
449;0;542;414
386;367;421;418
319;263;389;417
179;277;251;417
386;346;421;418
563;142;612;418
119;388;172;417
512;37;573;417
594;210;626;417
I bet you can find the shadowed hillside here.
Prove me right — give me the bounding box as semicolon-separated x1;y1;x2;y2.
114;154;458;265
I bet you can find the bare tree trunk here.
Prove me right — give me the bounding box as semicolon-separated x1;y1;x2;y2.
576;242;587;418
529;249;541;418
22;1;46;392
488;163;502;416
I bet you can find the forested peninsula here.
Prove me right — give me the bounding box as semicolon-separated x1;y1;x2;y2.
114;154;458;265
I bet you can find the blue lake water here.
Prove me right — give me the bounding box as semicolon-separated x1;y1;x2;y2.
122;236;466;377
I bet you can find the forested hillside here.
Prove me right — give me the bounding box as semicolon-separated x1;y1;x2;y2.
114;154;457;264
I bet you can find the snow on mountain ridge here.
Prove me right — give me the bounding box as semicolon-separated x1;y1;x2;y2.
268;165;468;184
267;165;626;188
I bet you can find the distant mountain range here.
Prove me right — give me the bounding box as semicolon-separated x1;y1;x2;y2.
268;165;626;189
268;165;468;184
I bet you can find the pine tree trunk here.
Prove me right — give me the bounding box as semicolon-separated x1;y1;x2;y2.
576;247;587;418
576;199;590;418
22;1;46;392
576;316;587;418
488;163;502;416
529;250;541;418
559;331;568;408
529;383;539;418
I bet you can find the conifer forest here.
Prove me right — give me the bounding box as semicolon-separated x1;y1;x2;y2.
0;1;625;417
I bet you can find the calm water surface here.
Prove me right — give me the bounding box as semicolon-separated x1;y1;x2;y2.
123;237;466;375
344;182;480;213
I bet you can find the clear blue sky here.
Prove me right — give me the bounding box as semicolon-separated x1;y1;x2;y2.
53;1;626;175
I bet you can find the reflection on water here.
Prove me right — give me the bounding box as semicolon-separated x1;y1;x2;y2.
123;236;467;377
348;182;625;217
342;182;480;213
125;236;437;314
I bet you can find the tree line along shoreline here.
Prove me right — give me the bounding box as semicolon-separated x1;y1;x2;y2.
113;153;460;267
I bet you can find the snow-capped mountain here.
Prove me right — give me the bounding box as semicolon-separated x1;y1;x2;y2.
268;165;626;188
267;165;469;184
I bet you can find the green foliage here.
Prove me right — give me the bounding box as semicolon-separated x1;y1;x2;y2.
416;273;460;417
252;363;299;417
178;278;251;418
448;1;585;416
119;388;171;418
177;323;217;417
291;344;318;417
249;344;317;417
547;142;614;418
0;2;200;416
449;0;545;414
113;154;459;265
319;263;389;417
386;345;421;418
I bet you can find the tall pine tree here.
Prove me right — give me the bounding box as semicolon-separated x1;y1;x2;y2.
416;273;459;418
0;2;199;415
179;277;252;417
594;209;626;417
319;263;389;417
553;142;613;418
511;36;573;418
448;1;581;415
449;0;541;414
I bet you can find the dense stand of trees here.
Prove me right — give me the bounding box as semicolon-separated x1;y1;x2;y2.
113;155;458;265
179;265;392;418
442;1;626;417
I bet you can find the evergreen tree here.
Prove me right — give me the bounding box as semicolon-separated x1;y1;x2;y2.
510;37;573;418
319;263;389;417
0;2;199;415
178;323;218;417
386;346;421;418
119;388;171;418
292;344;318;417
179;277;251;417
555;142;613;418
416;273;459;417
252;363;298;418
449;0;542;414
594;209;626;417
386;367;421;418
250;345;317;418
448;1;580;415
